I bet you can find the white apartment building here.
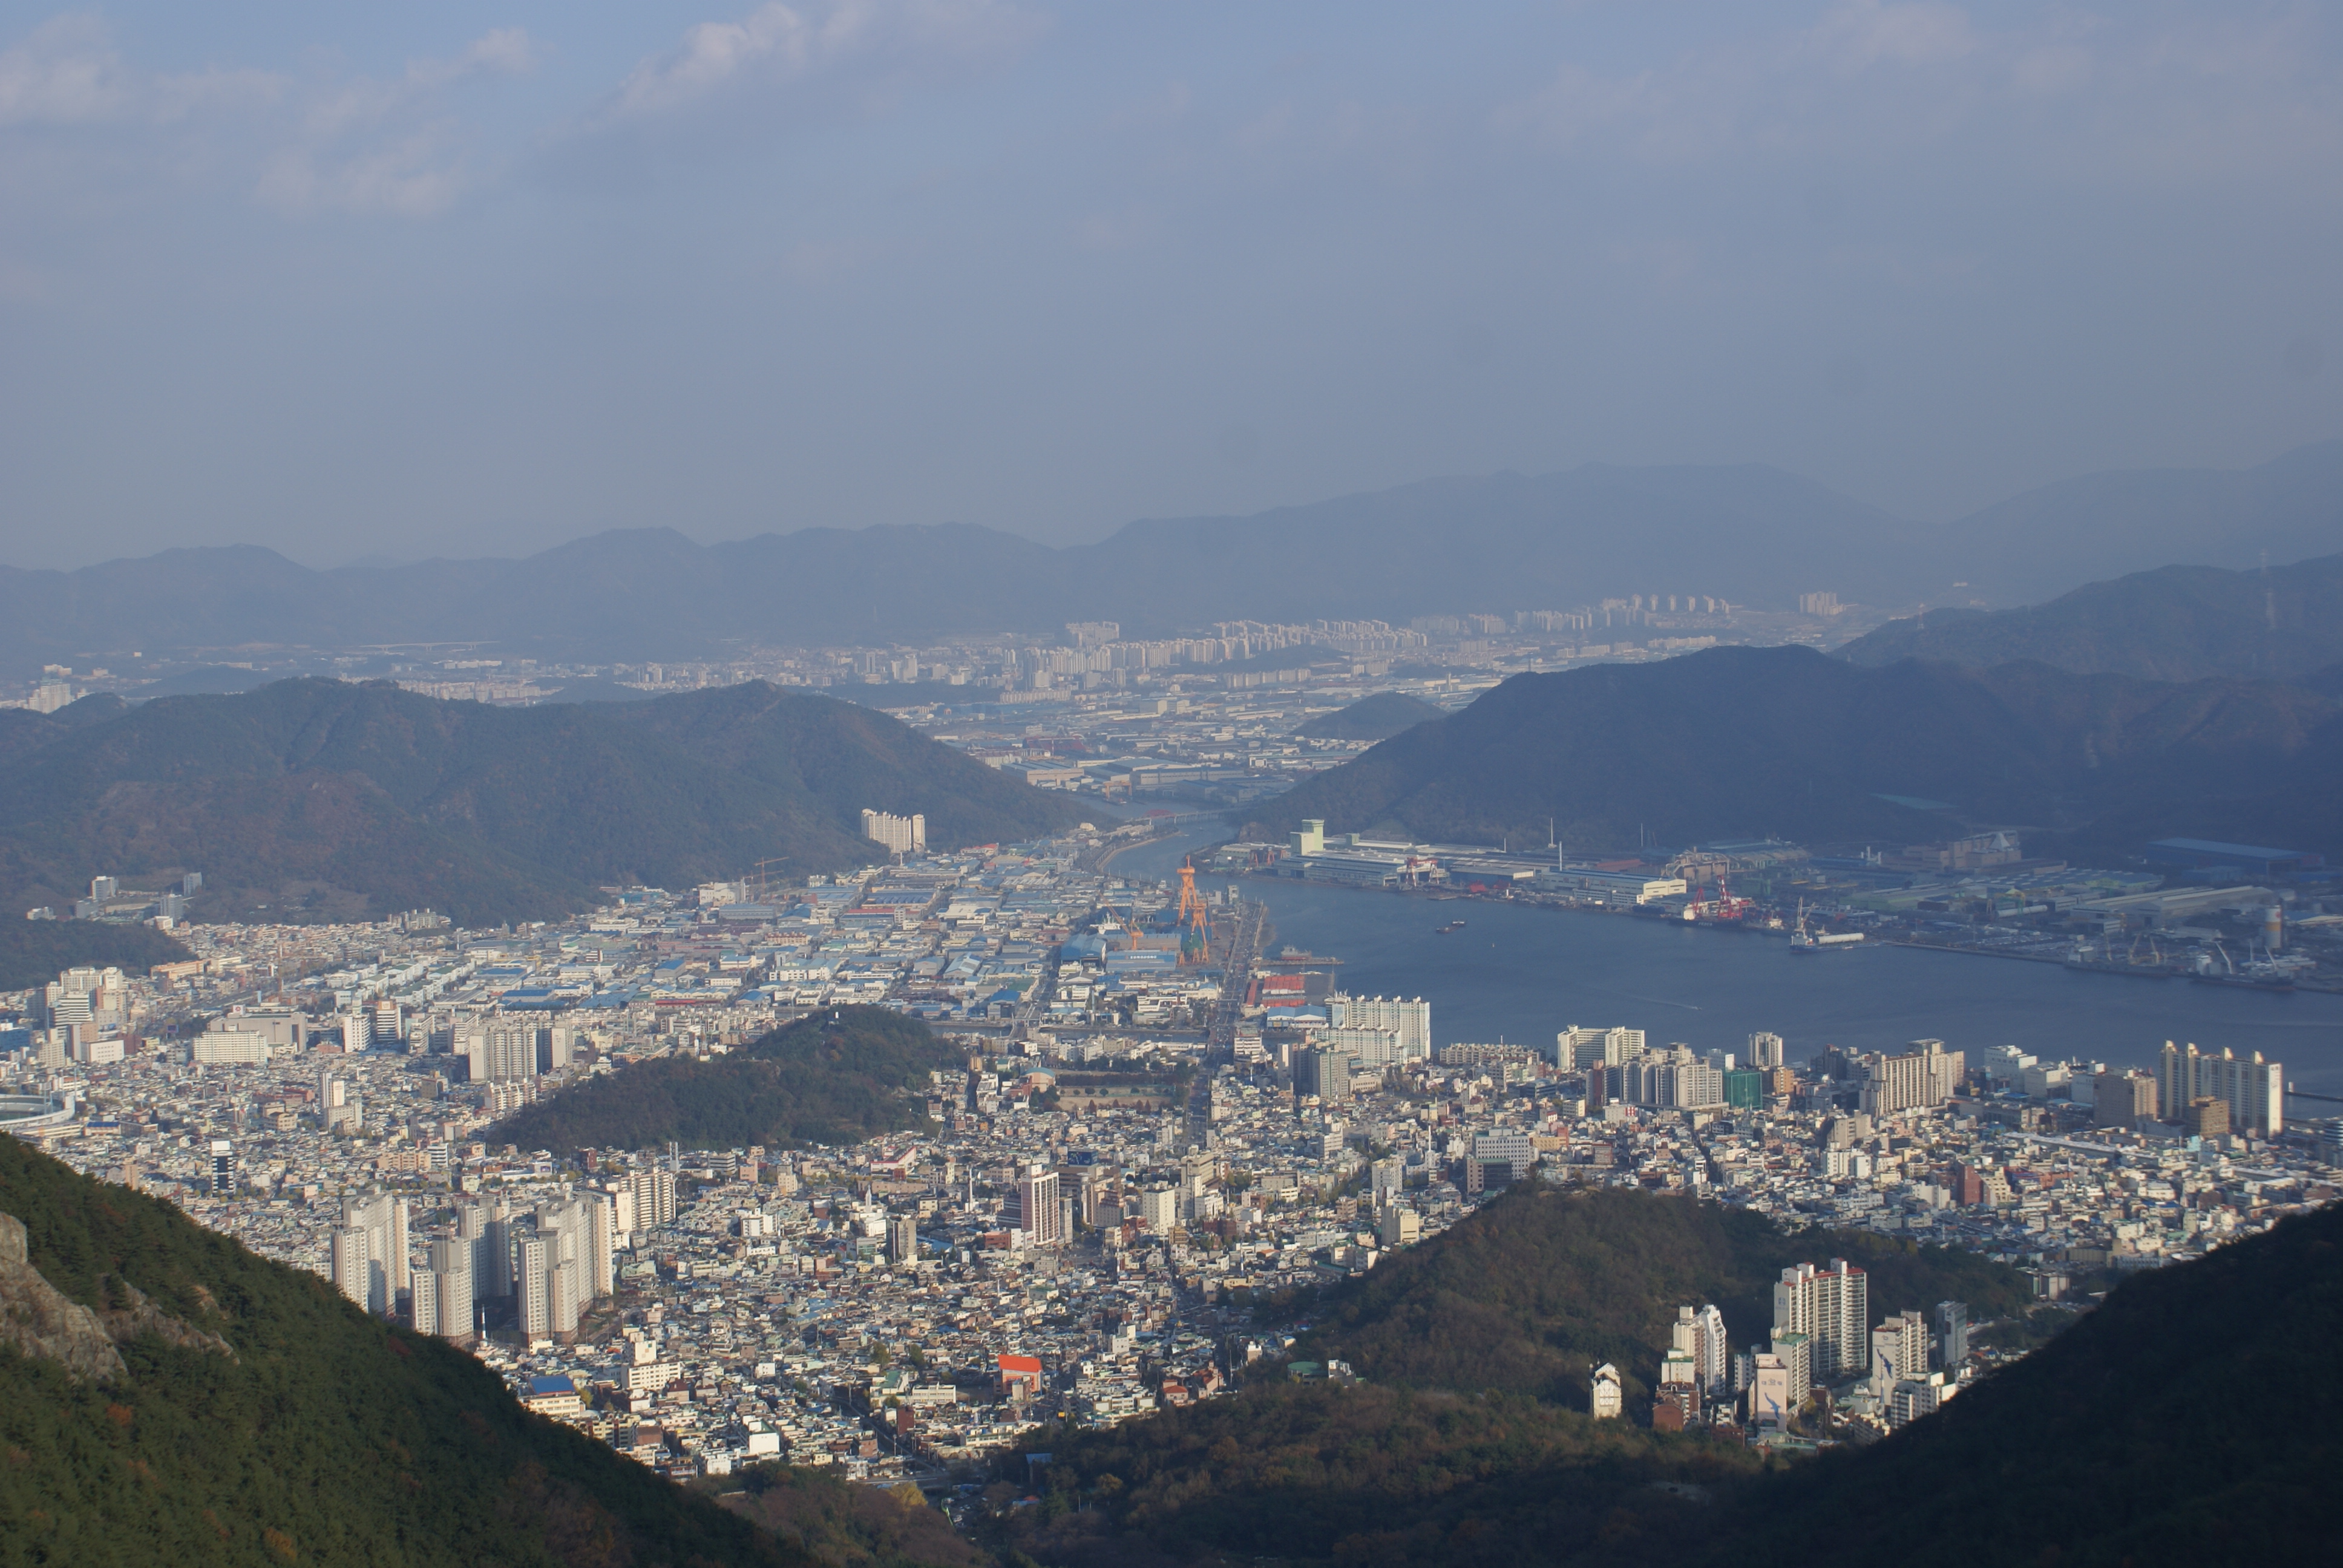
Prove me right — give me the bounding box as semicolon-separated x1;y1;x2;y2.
1329;995;1430;1060
1773;1258;1868;1378
1012;1166;1063;1246
1553;1025;1645;1070
861;809;926;855
1870;1309;1930;1396
1860;1040;1965;1116
192;1030;277;1065
332;1192;409;1315
2157;1041;2284;1137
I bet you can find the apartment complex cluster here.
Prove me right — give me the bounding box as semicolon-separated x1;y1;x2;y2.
1598;1272;1970;1441
324;1178;650;1342
6;580;1890;717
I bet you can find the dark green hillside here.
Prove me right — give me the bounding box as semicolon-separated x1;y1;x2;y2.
0;921;191;992
1001;1384;1765;1568
606;682;1069;857
1250;644;2343;856
1708;1200;2343;1568
1297;1187;2025;1410
493;1006;961;1155
996;1189;2017;1568
0;678;1083;926
0;1135;799;1568
1292;691;1447;742
1840;552;2343;681
1006;1191;2342;1568
707;1463;988;1568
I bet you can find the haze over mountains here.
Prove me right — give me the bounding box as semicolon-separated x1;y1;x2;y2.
0;680;1083;927
9;443;2341;664
1840;552;2343;683
1250;644;2343;858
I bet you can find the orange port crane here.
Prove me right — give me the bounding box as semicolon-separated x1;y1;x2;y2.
1175;857;1213;961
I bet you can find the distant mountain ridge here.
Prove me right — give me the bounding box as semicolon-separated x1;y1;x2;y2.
0;678;1084;926
1247;644;2343;857
1839;552;2343;681
11;443;2341;662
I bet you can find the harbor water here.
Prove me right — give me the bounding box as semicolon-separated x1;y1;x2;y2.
1108;827;2343;1095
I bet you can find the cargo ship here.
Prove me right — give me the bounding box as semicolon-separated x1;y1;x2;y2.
1788;903;1863;953
2190;941;2296;993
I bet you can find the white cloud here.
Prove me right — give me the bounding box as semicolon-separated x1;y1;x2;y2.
256;29;536;215
1815;1;1976;74
257;131;470;219
614;0;1044;116
0;16;530;218
1490;63;1666;155
304;28;536;137
0;13;279;127
0;15;129;126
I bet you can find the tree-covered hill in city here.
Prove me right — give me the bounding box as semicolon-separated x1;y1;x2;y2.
1838;552;2343;682
0;678;1084;926
0;1135;802;1568
493;1007;962;1155
1709;1197;2343;1568
997;1187;2016;1568
707;1463;990;1568
1000;1383;1766;1568
0;918;190;991
1294;1186;2027;1410
1247;644;2343;858
1004;1192;2340;1568
1291;691;1447;742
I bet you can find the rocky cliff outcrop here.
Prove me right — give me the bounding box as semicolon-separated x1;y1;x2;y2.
0;1210;126;1380
0;1210;234;1380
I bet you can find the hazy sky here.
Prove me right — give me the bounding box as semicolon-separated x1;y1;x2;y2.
1;1;2338;569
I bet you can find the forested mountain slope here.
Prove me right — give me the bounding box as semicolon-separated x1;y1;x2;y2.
1840;552;2343;681
0;1135;799;1568
1250;645;2343;857
0;679;1083;926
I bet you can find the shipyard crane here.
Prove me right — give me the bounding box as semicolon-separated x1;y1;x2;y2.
1175;857;1214;962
